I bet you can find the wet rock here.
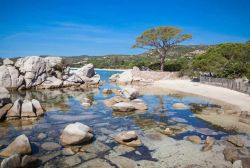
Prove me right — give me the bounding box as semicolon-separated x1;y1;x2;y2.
31;99;44;116
202;136;214;152
172;103;189;109
41;142;61;151
103;89;113;94
39;151;61;164
37;133;47;140
60;122;93;145
0;154;21;168
21;100;36;118
227;135;245;147
80;141;110;154
114;131;142;147
187;136;201;144
121;87;139;100
223;147;239;163
0;134;32;157
232;160;243;168
6;99;22;119
112;102;136;112
106;156;136;168
0;103;12;120
21;155;39;168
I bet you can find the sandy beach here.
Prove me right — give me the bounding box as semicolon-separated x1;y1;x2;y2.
154;79;250;112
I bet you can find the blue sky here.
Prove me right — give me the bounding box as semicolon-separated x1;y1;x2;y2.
0;0;250;58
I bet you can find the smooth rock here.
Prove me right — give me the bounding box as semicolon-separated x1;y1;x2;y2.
0;134;32;157
112;102;136;112
41;142;61;151
0;154;21;168
21;100;36;118
6;99;22;119
173;103;189;109
62;148;75;156
3;59;14;66
121;87;139;100
21;155;39;168
0;103;13;120
114;131;142;147
187;135;201;144
32;99;44;116
60;122;93;145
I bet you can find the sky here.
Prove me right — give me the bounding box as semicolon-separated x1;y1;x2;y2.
0;0;250;58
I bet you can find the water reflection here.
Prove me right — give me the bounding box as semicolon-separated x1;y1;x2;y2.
0;70;238;166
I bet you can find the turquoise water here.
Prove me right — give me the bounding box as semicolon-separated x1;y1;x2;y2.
0;70;237;166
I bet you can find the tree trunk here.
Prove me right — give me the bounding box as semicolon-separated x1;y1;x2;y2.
160;56;165;71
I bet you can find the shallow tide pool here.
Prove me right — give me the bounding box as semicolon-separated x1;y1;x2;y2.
0;70;243;167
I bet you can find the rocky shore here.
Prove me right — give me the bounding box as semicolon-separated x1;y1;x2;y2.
0;56;100;90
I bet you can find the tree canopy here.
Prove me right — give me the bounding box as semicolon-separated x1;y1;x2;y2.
132;26;192;71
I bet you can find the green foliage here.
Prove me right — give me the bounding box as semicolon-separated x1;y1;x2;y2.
132;26;192;71
191;43;250;79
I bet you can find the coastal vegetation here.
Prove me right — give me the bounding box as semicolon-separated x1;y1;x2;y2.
131;26;192;71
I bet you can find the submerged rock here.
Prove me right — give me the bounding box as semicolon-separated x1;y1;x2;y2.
60;122;93;145
114;131;142;147
0;154;21;168
0;134;32;157
81;98;93;107
41;142;61;151
21;155;39;168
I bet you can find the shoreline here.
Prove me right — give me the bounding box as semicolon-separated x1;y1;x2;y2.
153;79;250;112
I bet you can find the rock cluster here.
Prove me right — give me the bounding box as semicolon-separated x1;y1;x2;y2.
103;87;148;112
0;89;45;121
0;135;38;168
0;56;100;90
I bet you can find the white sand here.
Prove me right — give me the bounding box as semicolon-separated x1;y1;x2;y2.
154;80;250;111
